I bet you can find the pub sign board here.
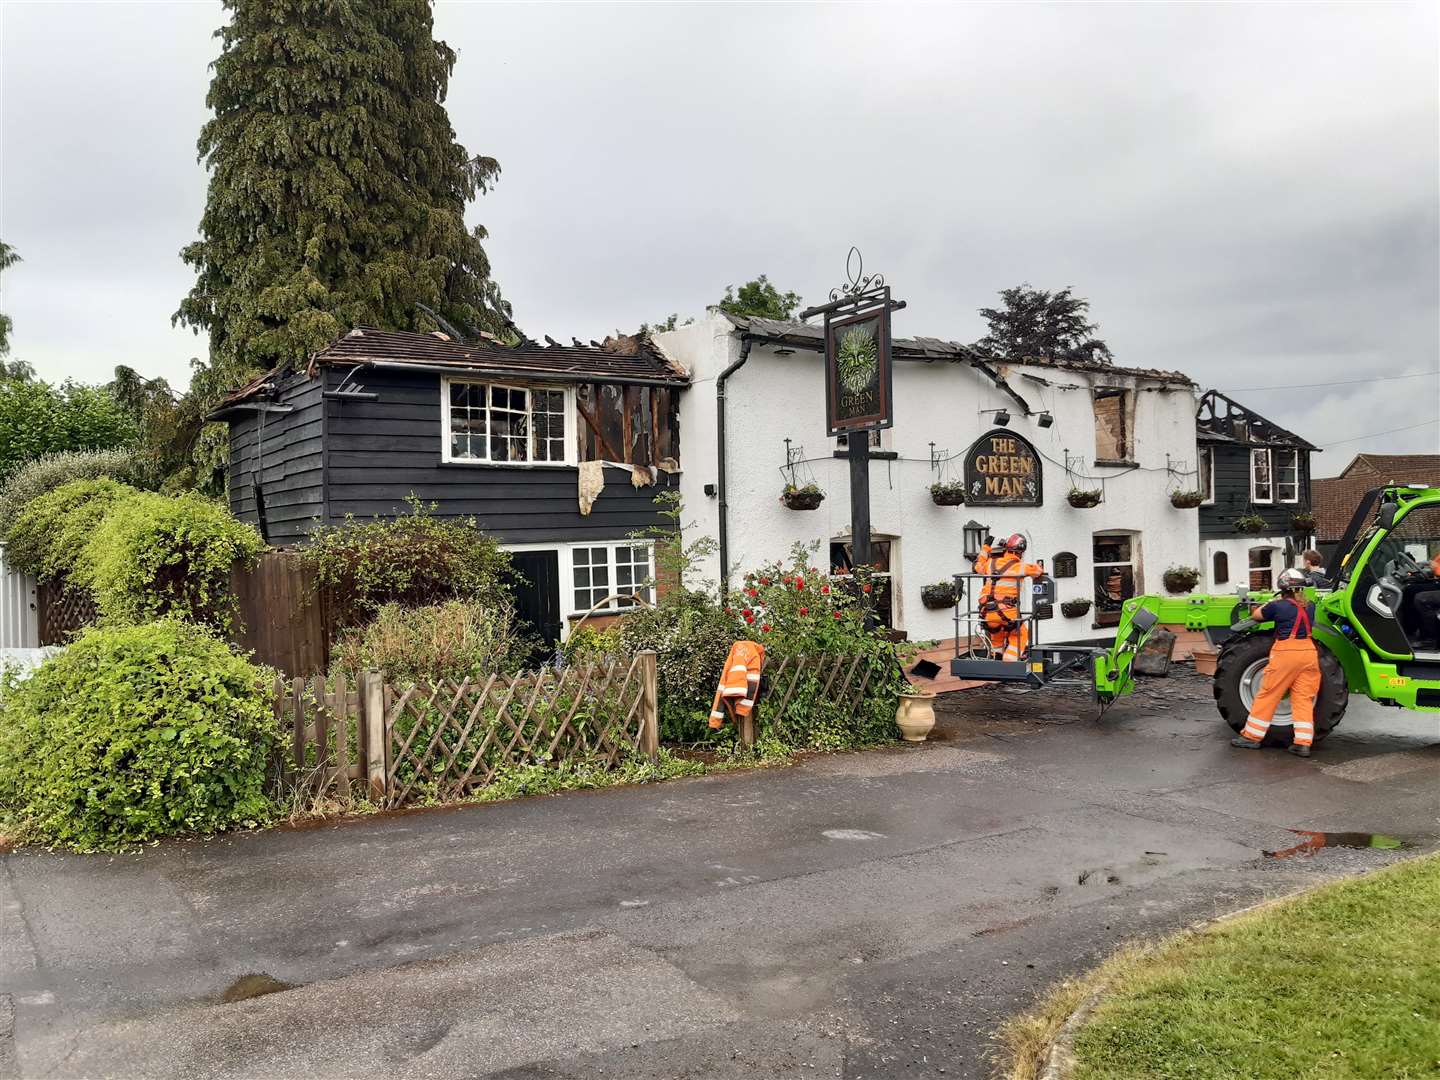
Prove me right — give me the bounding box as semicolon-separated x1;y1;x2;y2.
964;429;1043;506
824;303;893;436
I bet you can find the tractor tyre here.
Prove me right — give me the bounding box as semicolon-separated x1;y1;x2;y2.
1213;633;1348;746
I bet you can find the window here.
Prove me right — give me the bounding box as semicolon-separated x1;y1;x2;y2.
1093;533;1138;627
444;379;571;464
1199;446;1215;504
572;543;653;614
1275;449;1299;504
1212;551;1229;585
1250;448;1273;503
1093;388;1132;462
1052;551;1078;579
1248;547;1274;591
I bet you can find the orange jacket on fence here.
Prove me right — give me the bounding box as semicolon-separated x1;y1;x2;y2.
709;640;765;730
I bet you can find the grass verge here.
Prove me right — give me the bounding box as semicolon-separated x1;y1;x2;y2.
998;853;1440;1080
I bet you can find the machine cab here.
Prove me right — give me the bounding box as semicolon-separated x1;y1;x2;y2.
1334;486;1440;661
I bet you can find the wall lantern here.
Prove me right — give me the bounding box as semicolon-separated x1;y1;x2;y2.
963;520;989;561
1037;411;1054;428
993;408;1011;427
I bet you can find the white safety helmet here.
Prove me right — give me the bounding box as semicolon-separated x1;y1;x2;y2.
1276;568;1308;593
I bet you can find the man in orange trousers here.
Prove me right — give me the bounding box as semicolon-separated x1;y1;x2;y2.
1231;568;1321;758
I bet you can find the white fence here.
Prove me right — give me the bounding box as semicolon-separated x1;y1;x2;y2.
0;545;39;649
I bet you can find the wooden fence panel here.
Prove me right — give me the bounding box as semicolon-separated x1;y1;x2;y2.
231;552;329;676
36;580;97;645
273;672;363;796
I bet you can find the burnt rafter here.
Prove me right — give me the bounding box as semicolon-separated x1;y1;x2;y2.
1196;389;1316;450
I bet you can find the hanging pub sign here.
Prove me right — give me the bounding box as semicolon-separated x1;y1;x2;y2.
964;428;1043;506
824;303;893;435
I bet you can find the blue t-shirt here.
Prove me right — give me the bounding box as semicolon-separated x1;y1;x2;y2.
1261;599;1316;640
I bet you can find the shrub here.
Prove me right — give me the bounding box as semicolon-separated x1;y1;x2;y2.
0;620;277;850
562;624;624;667
0;379;139;486
76;491;264;629
619;588;740;743
3;478;139;580
0;447;143;537
330;600;531;685
302;499;512;630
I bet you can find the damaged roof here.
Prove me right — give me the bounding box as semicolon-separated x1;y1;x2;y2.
219;326;689;407
721;313;1195;385
1195;389;1317;450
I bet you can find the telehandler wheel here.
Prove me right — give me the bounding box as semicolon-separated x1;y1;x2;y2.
1213;633;1348;746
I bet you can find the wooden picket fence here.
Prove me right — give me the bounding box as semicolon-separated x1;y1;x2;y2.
273;652;658;807
733;651;891;748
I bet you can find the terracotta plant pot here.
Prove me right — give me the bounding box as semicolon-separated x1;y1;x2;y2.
895;691;937;743
1192;646;1219;677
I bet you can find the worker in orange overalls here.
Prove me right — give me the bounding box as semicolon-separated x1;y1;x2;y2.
709;639;765;729
1231;568;1320;758
973;533;1044;662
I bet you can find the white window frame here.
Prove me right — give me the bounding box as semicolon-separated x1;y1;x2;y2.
440;376;576;466
569;541;655;618
1250;448;1273;504
1199;446;1215;505
1274;448;1300;504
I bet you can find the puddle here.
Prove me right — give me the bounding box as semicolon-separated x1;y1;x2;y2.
218;973;297;1003
1263;830;1407;859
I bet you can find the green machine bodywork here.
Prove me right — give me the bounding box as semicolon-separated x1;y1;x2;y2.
1093;484;1440;722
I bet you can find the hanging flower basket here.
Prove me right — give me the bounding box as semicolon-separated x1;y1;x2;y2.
1290;511;1317;532
1067;488;1102;509
1060;598;1092;619
929;481;965;507
1234;513;1268;534
781;484;825;511
1170;490;1204;509
921;582;959;609
1163;566;1201;594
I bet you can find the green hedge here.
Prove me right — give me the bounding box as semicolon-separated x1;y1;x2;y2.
0;620;278;850
3;477;139;580
75;491;264;630
0;447;144;537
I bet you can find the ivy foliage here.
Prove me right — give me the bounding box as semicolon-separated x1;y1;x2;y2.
176;0;511;412
75;491;264;629
0;378;139;486
0;447;144;537
301;500;512;631
4;478;139;581
0;620;277;851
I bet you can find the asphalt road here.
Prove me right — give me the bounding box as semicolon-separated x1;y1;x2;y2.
3;671;1438;1079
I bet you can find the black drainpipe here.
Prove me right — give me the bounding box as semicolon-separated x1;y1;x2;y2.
716;335;755;596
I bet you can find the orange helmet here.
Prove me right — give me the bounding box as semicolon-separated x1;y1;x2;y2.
1004;533;1027;555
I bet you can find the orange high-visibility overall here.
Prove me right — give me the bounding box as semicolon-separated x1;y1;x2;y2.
973;544;1044;662
709;640;765;730
1241;600;1321;747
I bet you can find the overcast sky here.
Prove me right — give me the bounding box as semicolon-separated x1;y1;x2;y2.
2;1;1436;475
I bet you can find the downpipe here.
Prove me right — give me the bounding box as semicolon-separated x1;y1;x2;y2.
716;336;755;596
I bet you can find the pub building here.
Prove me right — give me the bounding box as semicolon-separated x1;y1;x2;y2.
657;310;1204;646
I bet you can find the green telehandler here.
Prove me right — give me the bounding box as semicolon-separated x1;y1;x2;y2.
1092;483;1440;743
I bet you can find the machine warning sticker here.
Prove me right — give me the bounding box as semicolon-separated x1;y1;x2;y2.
1387;676;1409;687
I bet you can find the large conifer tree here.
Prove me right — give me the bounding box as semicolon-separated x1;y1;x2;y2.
176;0;510;389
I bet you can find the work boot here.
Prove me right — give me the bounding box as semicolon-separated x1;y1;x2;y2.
1229;736;1263;749
1288;744;1312;758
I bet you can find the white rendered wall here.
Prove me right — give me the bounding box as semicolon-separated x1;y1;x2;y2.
660;314;1201;643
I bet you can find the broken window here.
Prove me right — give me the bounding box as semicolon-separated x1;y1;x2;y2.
1093;388;1132;463
1249;547;1274;591
575;383;680;469
1093;533;1137;627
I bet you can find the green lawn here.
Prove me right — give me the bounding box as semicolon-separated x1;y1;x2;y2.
1071;854;1440;1079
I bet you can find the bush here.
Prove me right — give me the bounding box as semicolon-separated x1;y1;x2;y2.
619;589;740;743
330;600;531;685
0;447;144;537
3;477;139;580
76;491;264;629
0;380;139;486
0;620;277;850
562;624;623;666
301;499;512;630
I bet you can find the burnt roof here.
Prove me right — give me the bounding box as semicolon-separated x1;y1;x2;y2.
219;326;688;407
1195;389;1317;450
722;313;1195;385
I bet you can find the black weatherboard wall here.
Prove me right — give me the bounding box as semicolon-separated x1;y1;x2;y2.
227;373;324;543
320;367;673;543
1198;440;1312;540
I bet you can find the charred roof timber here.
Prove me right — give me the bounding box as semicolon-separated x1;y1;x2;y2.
1195;389;1317;450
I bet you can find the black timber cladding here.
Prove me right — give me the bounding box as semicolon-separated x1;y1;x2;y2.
227;373;324;543
321;367;674;544
1198;442;1312;540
